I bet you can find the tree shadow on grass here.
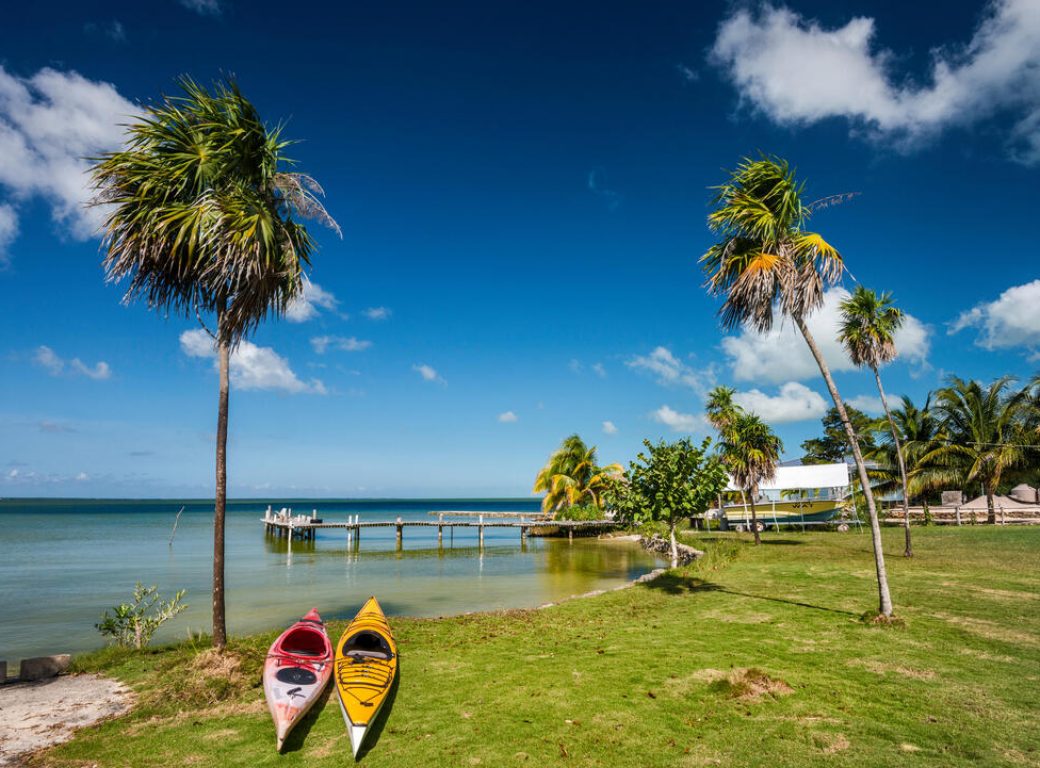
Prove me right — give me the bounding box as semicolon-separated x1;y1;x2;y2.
642;573;858;617
356;668;400;762
281;680;333;754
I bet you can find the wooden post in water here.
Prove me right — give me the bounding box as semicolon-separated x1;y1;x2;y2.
478;514;484;549
437;513;444;546
568;524;574;543
396;516;403;551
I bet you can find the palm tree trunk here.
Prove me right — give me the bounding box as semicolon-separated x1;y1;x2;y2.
212;332;230;650
795;316;894;617
986;487;996;525
873;367;912;558
669;520;678;569
748;489;761;546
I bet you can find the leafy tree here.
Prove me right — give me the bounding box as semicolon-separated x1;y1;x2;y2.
533;434;623;518
701;155;894;616
96;583;187;650
926;376;1030;523
839;286;914;556
612;438;728;567
718;412;784;545
91;78;338;648
801;405;877;464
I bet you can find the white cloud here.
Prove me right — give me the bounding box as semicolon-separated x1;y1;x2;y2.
33;345;111;379
413;363;444;383
846;394;884;415
498;411;518;423
0;203;18;266
950;279;1040;352
733;382;828;424
310;335;372;354
592;362;607;378
179;329;325;394
362;306;391;320
285;281;339;323
70;359;111;380
627;346;709;392
180;0;222;15
0;66;137;258
602;420;618;435
75;471;89;481
721;288;930;384
651;405;704;433
33;346;64;375
710;1;1040;163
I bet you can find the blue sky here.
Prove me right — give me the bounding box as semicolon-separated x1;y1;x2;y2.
1;0;1038;497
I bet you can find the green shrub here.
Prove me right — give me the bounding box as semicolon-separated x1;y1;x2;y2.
96;583;187;650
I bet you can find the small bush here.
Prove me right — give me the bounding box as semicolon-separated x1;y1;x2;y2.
96;583;187;650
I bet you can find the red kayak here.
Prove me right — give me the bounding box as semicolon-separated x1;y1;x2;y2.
263;608;334;751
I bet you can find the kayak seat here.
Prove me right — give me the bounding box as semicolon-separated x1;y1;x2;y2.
342;630;393;661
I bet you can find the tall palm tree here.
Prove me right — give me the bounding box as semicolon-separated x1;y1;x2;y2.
838;286;914;557
533;434;623;517
718;412;783;545
91;78;338;648
700;156;894;617
927;377;1030;524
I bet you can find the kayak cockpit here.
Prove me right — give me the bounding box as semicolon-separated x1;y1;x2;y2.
342;630;394;660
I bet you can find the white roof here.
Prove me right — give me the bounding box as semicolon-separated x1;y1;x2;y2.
726;462;849;491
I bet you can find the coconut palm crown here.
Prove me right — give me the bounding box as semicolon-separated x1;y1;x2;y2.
92;77;338;345
533;434;623;517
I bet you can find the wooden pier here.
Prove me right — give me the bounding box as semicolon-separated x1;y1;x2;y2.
261;507;619;551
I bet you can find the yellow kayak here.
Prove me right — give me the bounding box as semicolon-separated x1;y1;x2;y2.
334;596;398;759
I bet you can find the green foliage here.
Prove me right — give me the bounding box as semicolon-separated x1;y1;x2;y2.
96;583;187;650
533;434;623;516
90;77;338;345
554;503;602;522
613;438;728;531
801;405;877;464
838;286;903;370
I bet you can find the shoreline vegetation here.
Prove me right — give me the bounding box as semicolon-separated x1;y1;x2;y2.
25;526;1040;767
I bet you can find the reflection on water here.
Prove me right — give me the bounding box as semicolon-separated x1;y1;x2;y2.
0;499;661;662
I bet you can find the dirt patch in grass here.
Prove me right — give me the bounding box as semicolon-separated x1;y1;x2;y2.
848;659;936;680
812;732;850;754
708;668;793;701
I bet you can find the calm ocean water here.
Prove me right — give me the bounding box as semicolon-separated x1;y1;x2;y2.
0;498;659;663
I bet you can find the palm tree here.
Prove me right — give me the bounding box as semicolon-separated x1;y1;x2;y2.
533;434;623;517
706;386;740;435
839;286;914;557
871;395;948;510
91;78;338;648
700;156;894;617
927;377;1030;524
718;412;783;545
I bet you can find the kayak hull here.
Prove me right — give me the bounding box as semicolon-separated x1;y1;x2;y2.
334;596;398;759
263;608;333;752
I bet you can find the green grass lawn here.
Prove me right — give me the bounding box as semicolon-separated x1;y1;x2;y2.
43;526;1040;767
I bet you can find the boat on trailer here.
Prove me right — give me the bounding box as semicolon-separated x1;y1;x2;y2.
263;608;334;751
712;463;855;530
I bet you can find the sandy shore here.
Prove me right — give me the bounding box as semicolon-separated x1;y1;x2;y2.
0;674;132;766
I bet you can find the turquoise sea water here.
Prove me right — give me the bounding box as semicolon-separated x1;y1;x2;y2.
0;498;659;663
